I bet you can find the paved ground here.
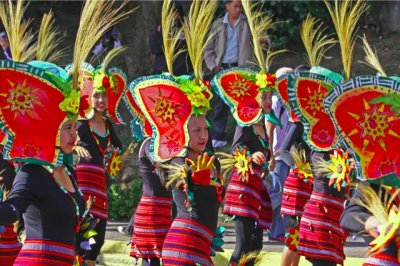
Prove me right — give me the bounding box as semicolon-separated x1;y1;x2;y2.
105;221;368;258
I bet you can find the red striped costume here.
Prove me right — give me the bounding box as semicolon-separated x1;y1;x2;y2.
162;218;214;266
223;166;272;230
281;170;313;217
130;196;172;259
0;224;21;265
14;239;75;266
76;163;108;220
363;253;400;266
297;187;347;265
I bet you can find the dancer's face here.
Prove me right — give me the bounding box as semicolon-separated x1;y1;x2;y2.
261;92;272;114
92;91;108;113
60;120;78;154
188;115;208;154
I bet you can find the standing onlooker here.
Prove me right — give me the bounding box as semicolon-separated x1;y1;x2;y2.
266;67;293;241
0;32;12;60
204;0;255;148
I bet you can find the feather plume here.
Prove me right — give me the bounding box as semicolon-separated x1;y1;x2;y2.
300;14;336;67
290;145;307;167
161;0;184;75
312;156;333;179
360;34;387;76
238;251;265;265
354;183;389;226
159;162;187;189
0;0;37;62
72;0;137;91
99;47;127;72
324;0;367;79
36;10;65;62
265;47;288;72
241;0;275;72
215;152;237;184
182;0;218;85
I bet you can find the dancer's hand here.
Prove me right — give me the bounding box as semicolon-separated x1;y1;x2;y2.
189;153;220;187
74;146;92;159
251;151;266;165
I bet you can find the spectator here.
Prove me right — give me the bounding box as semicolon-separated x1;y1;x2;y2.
0;32;12;60
204;0;255;149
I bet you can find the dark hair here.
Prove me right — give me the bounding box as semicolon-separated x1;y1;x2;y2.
294;64;311;72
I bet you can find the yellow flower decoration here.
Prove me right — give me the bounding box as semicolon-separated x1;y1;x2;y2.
93;70;115;93
187;85;210;109
369;207;400;254
59;89;80;116
255;71;276;92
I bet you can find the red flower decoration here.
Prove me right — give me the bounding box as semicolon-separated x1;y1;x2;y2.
79;95;90;117
102;76;111;89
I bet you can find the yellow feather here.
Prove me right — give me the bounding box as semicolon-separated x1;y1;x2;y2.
238;251;265;265
72;0;137;91
289;145;307;166
0;0;37;62
215;152;237;184
324;0;367;79
360;34;387;76
300;14;336;67
354;183;391;226
311;155;332;178
159;162;187;189
182;0;218;84
99;47;127;72
241;0;274;72
36;10;66;63
161;0;184;75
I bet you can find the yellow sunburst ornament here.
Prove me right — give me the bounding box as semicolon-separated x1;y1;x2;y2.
233;146;253;182
290;145;314;183
104;147;122;180
369;206;400;254
327;149;350;191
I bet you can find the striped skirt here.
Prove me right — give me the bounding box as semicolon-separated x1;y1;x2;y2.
162;218;214;266
297;192;347;265
364;253;400;266
76;163;108;220
0;224;21;266
130;196;172;259
281;171;313;217
223;166;272;230
14;239;75;266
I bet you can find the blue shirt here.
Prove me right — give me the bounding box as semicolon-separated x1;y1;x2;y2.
222;13;242;64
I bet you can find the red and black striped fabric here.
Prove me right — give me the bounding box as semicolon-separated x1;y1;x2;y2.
76;163;108;220
14;239;75;266
281;171;313;217
162;217;214;266
0;224;21;266
363;253;400;266
297;191;347;265
223;166;272;230
130;196;172;259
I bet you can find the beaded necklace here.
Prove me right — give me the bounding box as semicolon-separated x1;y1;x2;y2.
89;121;111;157
252;125;270;172
52;166;90;233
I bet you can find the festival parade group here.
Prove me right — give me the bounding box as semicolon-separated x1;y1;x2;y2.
0;0;398;265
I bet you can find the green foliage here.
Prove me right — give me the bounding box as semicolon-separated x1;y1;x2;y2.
107;179;143;220
261;0;333;49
